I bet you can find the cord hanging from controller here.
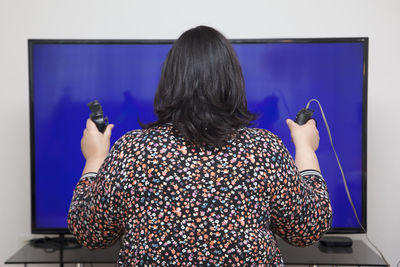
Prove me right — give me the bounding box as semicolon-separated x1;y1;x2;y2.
297;99;387;263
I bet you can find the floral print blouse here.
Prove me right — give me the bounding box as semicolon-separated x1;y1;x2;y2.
68;125;332;266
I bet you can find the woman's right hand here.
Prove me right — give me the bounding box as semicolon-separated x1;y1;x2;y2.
81;118;114;174
286;118;319;151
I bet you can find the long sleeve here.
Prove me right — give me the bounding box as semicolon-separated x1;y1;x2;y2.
267;136;332;247
68;136;128;249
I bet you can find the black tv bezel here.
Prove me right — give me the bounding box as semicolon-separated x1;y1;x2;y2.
29;37;368;234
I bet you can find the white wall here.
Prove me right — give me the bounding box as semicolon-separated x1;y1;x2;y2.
0;0;399;266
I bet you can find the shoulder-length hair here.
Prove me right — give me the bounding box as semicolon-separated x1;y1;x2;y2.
144;25;257;146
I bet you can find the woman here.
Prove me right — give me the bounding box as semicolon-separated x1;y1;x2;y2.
68;25;332;266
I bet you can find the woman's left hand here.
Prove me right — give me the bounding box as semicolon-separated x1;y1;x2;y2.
81;118;114;173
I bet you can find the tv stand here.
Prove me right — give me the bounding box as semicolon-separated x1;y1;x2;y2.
5;237;388;266
277;237;388;266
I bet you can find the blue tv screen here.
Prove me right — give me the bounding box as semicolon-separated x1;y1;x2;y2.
29;38;367;234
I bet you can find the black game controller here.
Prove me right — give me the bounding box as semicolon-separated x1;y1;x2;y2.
295;108;316;126
88;100;109;133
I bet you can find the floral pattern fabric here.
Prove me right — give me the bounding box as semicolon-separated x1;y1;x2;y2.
68;125;332;266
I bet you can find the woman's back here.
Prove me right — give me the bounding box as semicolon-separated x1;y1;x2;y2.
69;25;331;266
69;125;331;265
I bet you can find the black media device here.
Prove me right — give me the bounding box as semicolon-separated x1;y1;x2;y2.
88;100;109;133
319;236;353;247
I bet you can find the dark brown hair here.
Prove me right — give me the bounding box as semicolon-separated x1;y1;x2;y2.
144;25;257;146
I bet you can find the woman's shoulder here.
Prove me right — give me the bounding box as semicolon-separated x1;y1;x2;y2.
236;127;287;155
240;127;282;143
112;125;174;149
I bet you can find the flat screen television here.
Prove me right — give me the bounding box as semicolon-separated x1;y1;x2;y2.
29;38;368;234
